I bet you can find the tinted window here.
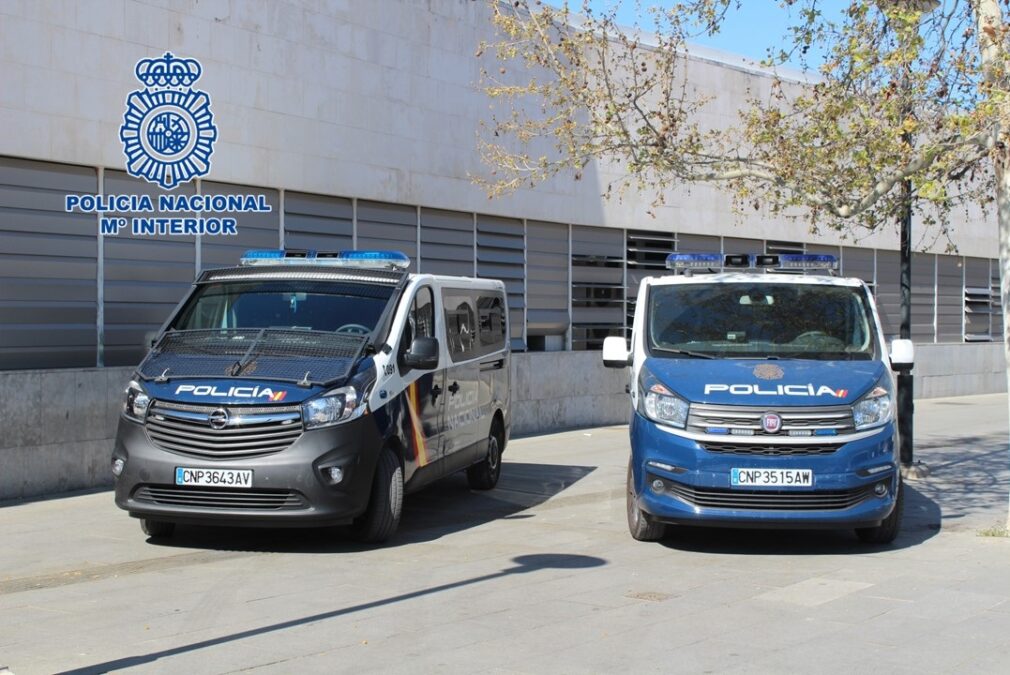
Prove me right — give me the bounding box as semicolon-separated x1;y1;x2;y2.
647;282;876;360
442;290;477;361
173;280;392;335
443;288;507;361
477;294;507;352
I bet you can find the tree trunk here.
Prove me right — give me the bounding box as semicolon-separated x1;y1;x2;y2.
971;0;1010;528
999;153;1010;529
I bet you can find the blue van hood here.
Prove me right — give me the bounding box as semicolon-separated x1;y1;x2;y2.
643;356;885;406
140;378;325;405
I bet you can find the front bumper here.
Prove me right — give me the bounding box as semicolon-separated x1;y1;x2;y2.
113;413;383;527
630;412;899;529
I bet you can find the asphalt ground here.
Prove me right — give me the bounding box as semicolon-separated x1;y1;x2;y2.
1;393;1009;674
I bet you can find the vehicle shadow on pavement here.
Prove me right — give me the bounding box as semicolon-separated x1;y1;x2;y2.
54;553;607;675
657;483;941;555
142;461;596;554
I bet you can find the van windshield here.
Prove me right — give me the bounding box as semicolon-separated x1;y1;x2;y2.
172;280;394;335
647;282;877;360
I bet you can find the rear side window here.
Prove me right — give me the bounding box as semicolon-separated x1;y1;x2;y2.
442;288;506;362
477;294;506;353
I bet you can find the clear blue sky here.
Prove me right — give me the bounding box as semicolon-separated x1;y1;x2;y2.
577;1;850;70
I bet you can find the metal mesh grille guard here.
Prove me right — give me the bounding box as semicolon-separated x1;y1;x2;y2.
137;329;367;385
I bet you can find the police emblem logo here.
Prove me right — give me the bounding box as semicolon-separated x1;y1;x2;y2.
119;52;218;190
753;364;784;380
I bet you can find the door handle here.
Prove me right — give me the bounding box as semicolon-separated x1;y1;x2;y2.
430;384;442;404
448;381;460;395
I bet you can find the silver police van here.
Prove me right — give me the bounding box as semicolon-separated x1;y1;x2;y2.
113;249;511;543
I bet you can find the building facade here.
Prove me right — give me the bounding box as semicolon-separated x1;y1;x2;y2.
0;0;1003;370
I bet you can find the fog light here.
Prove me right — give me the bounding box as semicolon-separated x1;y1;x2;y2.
112;458;125;477
327;466;344;484
651;479;665;493
873;482;888;497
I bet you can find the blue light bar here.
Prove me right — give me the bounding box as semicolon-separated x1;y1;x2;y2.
241;249;286;261
328;250;410;269
777;254;838;270
239;249;410;269
665;252;839;272
666;253;722;270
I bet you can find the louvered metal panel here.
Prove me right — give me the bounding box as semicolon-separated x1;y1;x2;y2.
676;233;721;254
477;214;525;349
526;220;569;337
912;252;935;342
936;255;962;343
200;181;280;272
0;157;98;369
356;201;418;269
991;260;1004;340
875;250;900;338
626;229;676;330
722;237;764;256
571;225;624;350
964;257;993;341
420;208;473;277
284;192;352;252
103;171;196;366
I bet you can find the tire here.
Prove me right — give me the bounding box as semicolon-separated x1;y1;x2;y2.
627;462;665;541
351;447;403;543
140;518;175;538
856;478;904;544
467;423;503;490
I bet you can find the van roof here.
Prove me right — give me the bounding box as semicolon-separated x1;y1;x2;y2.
644;272;866;288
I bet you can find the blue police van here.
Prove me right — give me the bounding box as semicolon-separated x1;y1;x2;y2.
604;253;914;543
113;249;510;543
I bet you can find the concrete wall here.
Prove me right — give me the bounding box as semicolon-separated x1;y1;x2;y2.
915;343;1007;399
0;345;1004;502
0;366;132;501
510;351;629;436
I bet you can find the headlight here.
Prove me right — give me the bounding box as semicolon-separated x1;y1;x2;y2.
852;377;893;430
123;380;150;420
638;368;689;428
302;385;366;429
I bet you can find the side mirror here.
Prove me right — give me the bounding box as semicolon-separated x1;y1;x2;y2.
889;338;914;370
602;336;632;368
144;330;160;349
402;336;440;371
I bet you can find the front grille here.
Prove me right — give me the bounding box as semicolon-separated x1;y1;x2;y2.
688;403;855;437
134;485;307;510
662;480;873;511
145;401;303;459
702;442;841;456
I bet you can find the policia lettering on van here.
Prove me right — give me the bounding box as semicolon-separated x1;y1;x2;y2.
113;250;510;543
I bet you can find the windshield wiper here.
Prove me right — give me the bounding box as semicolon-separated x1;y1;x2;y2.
654;347;715;359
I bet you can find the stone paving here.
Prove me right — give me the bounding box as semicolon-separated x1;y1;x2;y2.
1;394;1009;674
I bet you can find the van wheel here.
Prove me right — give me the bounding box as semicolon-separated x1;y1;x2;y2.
627;463;665;541
351;448;403;543
856;478;904;544
467;425;502;490
140;519;175;538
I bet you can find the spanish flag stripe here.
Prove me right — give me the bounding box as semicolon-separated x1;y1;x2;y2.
406;383;429;466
